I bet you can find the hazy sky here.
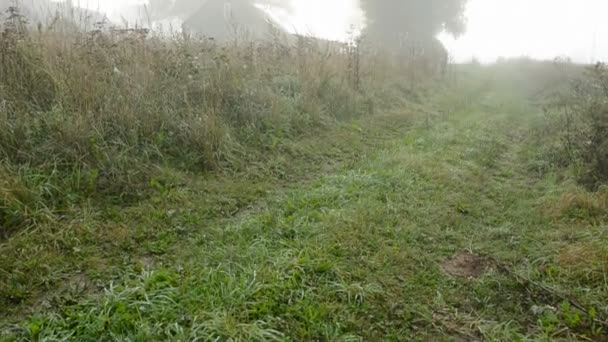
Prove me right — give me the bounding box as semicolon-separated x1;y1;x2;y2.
260;0;364;41
62;0;607;63
440;0;608;63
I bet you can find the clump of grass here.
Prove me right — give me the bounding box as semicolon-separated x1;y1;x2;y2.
543;185;608;222
558;241;608;283
0;164;36;238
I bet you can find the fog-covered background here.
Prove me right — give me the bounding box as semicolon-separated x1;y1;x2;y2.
8;0;608;63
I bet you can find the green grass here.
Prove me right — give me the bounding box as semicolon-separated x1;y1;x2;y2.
2;64;608;340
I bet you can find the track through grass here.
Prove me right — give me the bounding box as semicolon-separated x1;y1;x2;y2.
2;76;607;340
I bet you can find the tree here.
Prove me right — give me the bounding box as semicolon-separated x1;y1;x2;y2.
360;0;468;47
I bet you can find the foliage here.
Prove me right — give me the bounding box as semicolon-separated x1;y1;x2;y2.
559;63;608;188
532;61;608;189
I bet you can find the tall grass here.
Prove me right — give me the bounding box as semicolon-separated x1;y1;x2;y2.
0;7;423;238
533;61;608;189
560;63;608;188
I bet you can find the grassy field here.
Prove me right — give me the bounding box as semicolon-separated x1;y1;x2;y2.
1;62;607;340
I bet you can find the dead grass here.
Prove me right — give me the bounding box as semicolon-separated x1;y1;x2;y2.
558;242;608;279
544;187;608;222
0;164;43;240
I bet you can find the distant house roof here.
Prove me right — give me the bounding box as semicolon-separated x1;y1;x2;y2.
182;0;286;40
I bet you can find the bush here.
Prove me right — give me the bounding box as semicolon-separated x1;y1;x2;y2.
557;63;608;188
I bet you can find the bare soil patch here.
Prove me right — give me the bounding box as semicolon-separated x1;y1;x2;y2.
441;252;489;279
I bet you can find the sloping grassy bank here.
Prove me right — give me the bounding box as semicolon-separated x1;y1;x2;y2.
1;8;424;337
1;10;399;242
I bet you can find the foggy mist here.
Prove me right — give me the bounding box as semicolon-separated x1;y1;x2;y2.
40;0;607;63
